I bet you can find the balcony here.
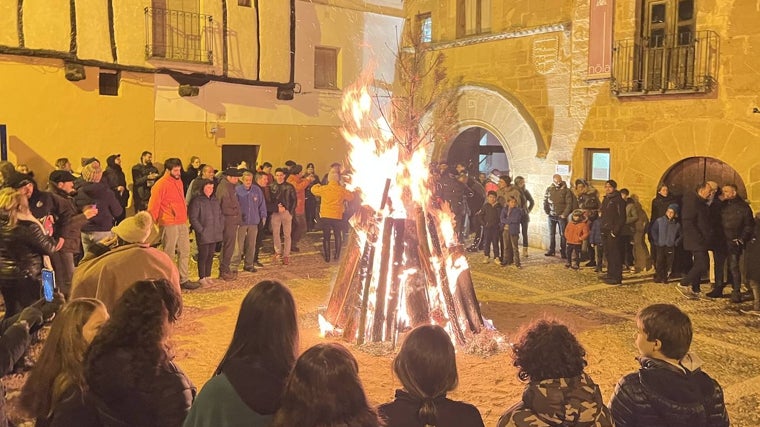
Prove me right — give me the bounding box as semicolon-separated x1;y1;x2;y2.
611;30;719;96
145;7;213;64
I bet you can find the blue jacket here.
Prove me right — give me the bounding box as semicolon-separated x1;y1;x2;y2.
236;184;267;226
500;206;523;235
589;217;603;245
651;215;682;247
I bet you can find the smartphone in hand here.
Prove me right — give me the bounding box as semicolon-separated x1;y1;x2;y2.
41;268;56;302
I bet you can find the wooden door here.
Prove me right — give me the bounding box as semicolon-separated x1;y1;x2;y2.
662;157;746;199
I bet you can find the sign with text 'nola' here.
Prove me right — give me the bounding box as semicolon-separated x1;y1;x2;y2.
588;0;613;79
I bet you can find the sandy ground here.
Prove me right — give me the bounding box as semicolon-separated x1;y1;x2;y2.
6;231;760;425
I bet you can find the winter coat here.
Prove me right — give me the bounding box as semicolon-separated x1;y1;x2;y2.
131;162;159;207
498;185;524;210
439;176;474;215
0;216;57;282
589;218;602;245
74;181;123;232
518;187;535;221
147;174;188;227
236;184;267;226
36;386;101;427
270;181;297;214
497;373;612;427
479;202;502;228
70;243;180;311
182;166;201;194
600;191;626;236
681;192;711;252
744;215;760;282
310;182;354;220
86;348;195;427
379;389;485;427
565;219;590;245
103;155;129;208
29;187;56;221
622;200;638;236
48;186;89;254
500;206;523;235
188;194;224;245
651;216;682;247
215;179;242;225
286;175;310;215
720;197;754;243
707;198;726;249
651;193;678;224
578;187;601;211
609;357;729;427
543;181;574;217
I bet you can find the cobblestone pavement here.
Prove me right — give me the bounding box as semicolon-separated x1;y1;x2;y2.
170;232;760;426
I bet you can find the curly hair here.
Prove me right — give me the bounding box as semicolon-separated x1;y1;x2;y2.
272;343;383;427
20;298;106;420
85;279;182;394
393;325;458;426
215;280;299;379
511;318;587;382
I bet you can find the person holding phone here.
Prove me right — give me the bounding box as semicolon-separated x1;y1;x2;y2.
0;186;61;317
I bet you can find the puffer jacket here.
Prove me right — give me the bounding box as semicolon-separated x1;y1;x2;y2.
543;182;574;217
609;357;729;427
577;187;601;211
189;194;224;245
0;215;57;282
75;181;123;232
720;197;754;242
498;373;612;427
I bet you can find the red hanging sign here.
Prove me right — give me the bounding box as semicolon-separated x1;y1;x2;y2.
588;0;614;79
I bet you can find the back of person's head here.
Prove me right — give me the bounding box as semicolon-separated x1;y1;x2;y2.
327;170;340;183
216;280;299;377
86;279;182;388
511;318;587;381
637;304;692;359
21;298;107;419
0;187;26;227
273;343;381;427
394;325;458;425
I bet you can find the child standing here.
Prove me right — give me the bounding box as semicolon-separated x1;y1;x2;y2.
589;212;604;273
651;204;682;283
564;209;590;269
500;196;524;268
479;191;502;265
609;304;729;427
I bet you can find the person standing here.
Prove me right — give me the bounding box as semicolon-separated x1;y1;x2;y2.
575;179;600;266
270;168;296;265
543;174;573;258
286;165;314;252
514;176;534;258
215;168;243;281
651;204;682;284
253;173;273;268
75;163;123;255
310;171;354;262
500;196;523;268
182;156;202;194
233;171;267;273
678;182;713;298
189;180;223;287
478;191;502;265
650;183;678;266
186;164;216;205
103;154;129;224
148;158;200;290
131;151;159;213
600;180;626;285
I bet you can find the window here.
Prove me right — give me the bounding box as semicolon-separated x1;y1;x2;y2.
456;0;491;38
417;13;432;43
585;149;610;183
99;70;120;96
314;47;339;90
238;0;251;6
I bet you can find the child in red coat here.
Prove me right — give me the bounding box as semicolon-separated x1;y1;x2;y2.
564;209;590;269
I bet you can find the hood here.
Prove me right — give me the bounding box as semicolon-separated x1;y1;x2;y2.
79;181;110;198
106;155;122;172
638;357;714;425
522;374;608;426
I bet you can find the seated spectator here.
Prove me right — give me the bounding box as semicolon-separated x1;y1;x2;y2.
84;279;195;426
609;304;729;427
20;298;109;427
379;324;484;427
497;319;612;427
273;343;382;427
184;280;298;427
71;211;180;311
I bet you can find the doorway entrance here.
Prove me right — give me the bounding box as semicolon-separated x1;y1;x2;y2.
661;156;747;199
222;145;259;171
447;127;508;177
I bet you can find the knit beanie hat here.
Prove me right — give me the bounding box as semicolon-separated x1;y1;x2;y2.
667;203;680;215
81;163;103;183
112;211;155;244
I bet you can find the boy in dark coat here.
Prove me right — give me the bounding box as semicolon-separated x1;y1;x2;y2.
610;304;729;427
478;191;502;264
500;196;524;268
651;204;682;283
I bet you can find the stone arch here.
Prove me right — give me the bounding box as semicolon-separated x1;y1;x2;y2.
621;119;760;206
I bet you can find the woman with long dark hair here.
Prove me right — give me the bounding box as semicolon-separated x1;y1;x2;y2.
379;324;484;427
183;280;299;427
273;343;383;427
84;279;195;427
304;163;319;231
497;319;612;427
20;298;108;426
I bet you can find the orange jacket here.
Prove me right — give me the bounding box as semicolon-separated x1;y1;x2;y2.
564;220;589;245
147;174;188;226
287;175;311;215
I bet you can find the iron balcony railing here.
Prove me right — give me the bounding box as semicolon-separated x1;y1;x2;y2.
145;7;213;64
611;30;719;95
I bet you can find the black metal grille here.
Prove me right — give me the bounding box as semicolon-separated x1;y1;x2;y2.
145;7;213;63
612;30;719;95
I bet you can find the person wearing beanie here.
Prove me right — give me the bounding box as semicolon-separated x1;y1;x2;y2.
651;204;682;283
310;171;355;262
71;211;181;311
564;209;590;269
74;163;123;255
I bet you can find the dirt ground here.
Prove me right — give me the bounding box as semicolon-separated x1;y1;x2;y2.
6;231;760;426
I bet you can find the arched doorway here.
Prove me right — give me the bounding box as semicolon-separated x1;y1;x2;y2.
661;156;747;199
447;127;508;177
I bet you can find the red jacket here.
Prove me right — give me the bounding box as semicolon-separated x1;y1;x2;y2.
148;174;188;226
287;175;311;215
564;220;590;245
